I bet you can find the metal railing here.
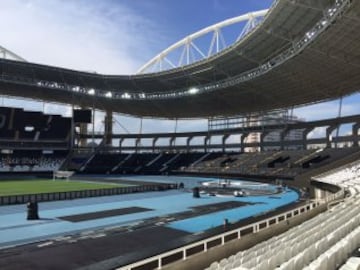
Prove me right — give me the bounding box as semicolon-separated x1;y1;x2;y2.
117;192;345;270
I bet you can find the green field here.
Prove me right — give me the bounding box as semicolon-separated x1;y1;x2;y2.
0;180;128;196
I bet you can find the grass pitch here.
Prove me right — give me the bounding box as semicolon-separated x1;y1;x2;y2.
0;179;128;196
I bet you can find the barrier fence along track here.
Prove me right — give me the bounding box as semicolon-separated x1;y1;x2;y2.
0;184;176;205
118;190;344;270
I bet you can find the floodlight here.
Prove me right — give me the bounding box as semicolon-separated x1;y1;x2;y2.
73;86;80;92
188;87;199;95
121;92;131;99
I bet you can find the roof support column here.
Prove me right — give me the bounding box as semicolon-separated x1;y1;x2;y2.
104;110;113;146
352;123;360;147
119;138;125;153
70;105;75;150
326;125;338;148
78;122;88;147
170;137;176;152
222;134;230;152
135;137;141;153
260;131;269;152
152;137;159;152
241;133;249;152
302;127;313;150
280;128;291;150
76;123;88;147
204;135;211;153
186;136;193;152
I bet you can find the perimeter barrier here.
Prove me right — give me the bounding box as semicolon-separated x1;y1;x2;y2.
0;183;176;205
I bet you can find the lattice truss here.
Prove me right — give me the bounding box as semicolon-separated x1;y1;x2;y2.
137;10;268;74
0;46;26;62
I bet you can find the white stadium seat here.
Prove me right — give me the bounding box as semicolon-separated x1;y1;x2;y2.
205;159;360;270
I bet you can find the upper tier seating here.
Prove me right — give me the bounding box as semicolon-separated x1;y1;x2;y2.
183;148;359;178
0;106;71;142
80;152;211;175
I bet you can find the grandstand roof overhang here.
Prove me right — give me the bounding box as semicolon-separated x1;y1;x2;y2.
0;0;360;118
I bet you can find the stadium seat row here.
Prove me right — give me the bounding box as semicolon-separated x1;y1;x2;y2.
205;160;360;270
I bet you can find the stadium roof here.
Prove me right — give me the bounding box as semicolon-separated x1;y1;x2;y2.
0;0;359;118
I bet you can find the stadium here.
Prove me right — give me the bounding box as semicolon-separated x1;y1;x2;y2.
0;0;360;269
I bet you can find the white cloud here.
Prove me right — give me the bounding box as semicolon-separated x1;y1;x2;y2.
293;97;360;121
307;127;327;139
0;0;158;74
44;103;72;117
0;0;178;132
110;117;208;134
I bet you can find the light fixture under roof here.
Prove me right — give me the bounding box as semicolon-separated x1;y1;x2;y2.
88;88;95;95
188;87;199;95
121;92;131;99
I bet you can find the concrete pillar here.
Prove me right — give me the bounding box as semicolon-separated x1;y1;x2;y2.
104;110;113;146
241;133;249;152
222;134;230;152
302;128;314;150
170;137;176;151
152;137;159;152
326;125;337;148
280;128;290;150
352;123;360;147
78;123;88;147
135;137;141;153
260;131;269;152
204;135;210;152
119;138;125;153
186;136;194;152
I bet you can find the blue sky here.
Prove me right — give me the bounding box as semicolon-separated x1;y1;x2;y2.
0;0;359;136
1;0;273;74
124;0;273;43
